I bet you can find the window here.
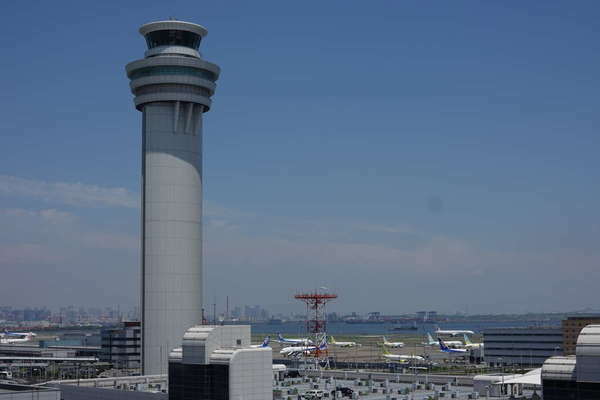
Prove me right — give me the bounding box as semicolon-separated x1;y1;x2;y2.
145;30;201;50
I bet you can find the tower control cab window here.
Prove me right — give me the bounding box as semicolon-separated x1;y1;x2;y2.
145;30;201;50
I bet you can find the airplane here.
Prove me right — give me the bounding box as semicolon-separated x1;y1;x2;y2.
382;336;404;348
329;336;359;347
276;333;313;346
463;334;483;350
435;327;475;337
381;347;424;362
280;338;327;357
422;333;438;346
438;338;468;354
0;330;36;344
250;336;270;348
423;333;463;348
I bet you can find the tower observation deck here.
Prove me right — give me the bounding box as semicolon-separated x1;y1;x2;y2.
125;20;220;375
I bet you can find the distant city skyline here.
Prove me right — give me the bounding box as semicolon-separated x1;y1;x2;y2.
1;1;600;314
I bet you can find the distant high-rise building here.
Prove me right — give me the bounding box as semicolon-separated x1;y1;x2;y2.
125;20;220;375
428;311;438;321
100;321;141;370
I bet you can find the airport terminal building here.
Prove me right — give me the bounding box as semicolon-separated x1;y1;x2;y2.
483;327;563;366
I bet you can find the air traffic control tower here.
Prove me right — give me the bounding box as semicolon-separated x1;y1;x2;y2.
125;20;220;375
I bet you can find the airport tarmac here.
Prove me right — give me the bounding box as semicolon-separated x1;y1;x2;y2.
255;333;481;364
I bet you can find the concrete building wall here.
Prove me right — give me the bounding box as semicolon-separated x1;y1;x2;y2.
142;101;204;375
227;348;272;400
170;326;271;400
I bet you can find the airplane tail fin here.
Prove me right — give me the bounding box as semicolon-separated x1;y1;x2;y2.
318;338;328;350
438;338;449;351
277;333;284;341
463;334;472;345
427;333;434;344
382;336;389;344
262;336;270;347
330;336;336;344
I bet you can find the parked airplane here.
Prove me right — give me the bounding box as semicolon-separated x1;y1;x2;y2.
250;336;270;348
280;339;327;357
438;338;468;354
423;333;463;348
382;336;404;348
435;327;475;337
277;333;313;345
329;336;359;347
0;330;36;344
381;347;424;362
463;334;483;350
276;333;313;346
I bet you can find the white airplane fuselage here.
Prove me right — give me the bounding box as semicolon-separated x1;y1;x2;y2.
436;329;475;336
280;345;316;356
277;334;312;346
383;353;424;362
332;341;356;347
0;332;36;344
280;340;327;357
443;340;464;348
438;338;468;354
382;337;404;348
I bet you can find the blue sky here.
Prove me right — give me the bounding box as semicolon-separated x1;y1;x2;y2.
1;1;599;314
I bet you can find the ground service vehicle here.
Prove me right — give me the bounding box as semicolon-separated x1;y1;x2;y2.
303;389;324;399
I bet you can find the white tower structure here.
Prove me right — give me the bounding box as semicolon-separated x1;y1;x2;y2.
125;20;220;375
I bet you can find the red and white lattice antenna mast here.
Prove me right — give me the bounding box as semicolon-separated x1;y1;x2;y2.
294;289;337;360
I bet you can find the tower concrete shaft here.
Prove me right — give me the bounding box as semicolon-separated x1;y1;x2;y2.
125;20;220;375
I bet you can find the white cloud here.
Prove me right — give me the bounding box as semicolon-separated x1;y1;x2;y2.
0;207;137;262
0;175;138;208
1;182;599;312
1;208;76;223
0;205;139;308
